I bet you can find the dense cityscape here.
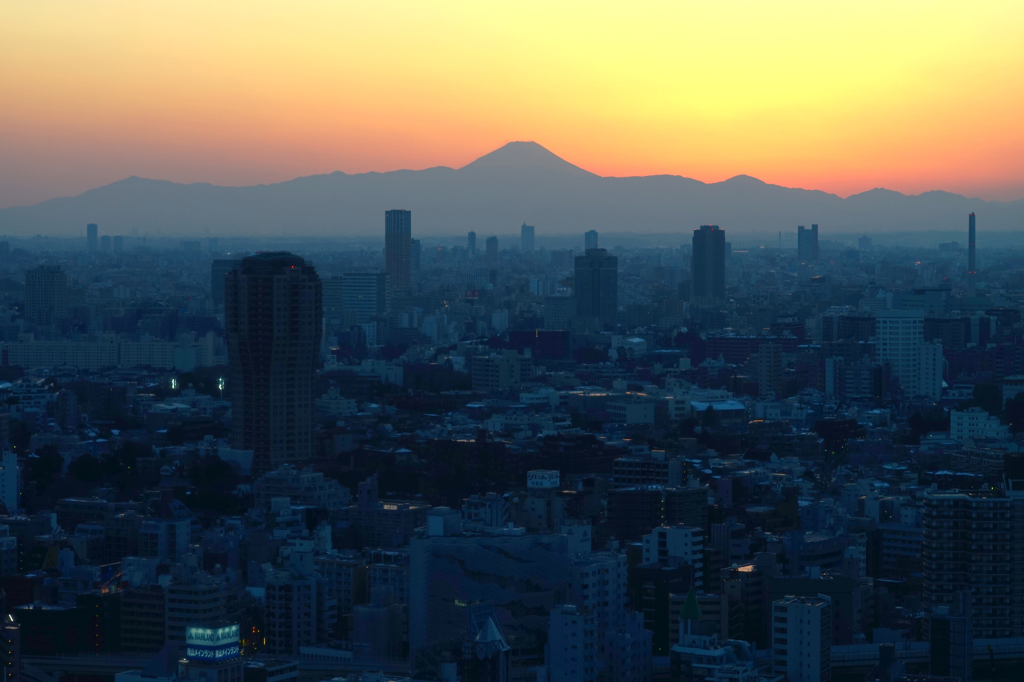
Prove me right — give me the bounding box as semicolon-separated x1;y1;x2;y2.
0;210;1016;682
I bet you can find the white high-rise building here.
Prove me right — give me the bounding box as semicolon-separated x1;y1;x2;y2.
641;525;703;587
772;594;832;682
568;551;651;682
547;605;599;682
569;552;629;638
875;310;925;397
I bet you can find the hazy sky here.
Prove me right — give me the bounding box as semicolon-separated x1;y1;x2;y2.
3;1;1023;208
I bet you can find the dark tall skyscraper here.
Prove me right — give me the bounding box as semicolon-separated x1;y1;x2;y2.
86;223;98;252
385;210;412;290
584;230;599;250
486;236;499;261
575;248;618;329
468;231;477;256
521;223;535;252
692;225;725;302
411;238;421;274
797;224;819;262
25;265;69;326
225;253;322;474
968;212;976;296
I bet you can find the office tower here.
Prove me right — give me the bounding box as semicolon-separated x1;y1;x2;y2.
210;258;239;306
544;295;576;330
798;224;820;262
352;588;407;663
584;230;599;250
923;489;1023;638
111;236;124;252
574;248;618;329
225;253;322;474
410;238;421;274
138;518;191;563
322;277;344;315
24;265;69;326
486;236;499;261
772;595;832;682
691;225;725;302
755;342;783;398
968;212;977;296
874;310;925;398
86;223;98;251
521;223;535;252
119;586;165;653
342;272;390;322
165;573;227;645
569;551;628;638
919;342;943;401
930;591;972;682
569;552;651;682
468;231;477;255
384;209;412;290
369;549;412;606
265;550;336;655
547;605;599;682
315;550;368;618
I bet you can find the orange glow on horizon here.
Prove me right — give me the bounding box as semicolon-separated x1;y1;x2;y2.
1;0;1023;207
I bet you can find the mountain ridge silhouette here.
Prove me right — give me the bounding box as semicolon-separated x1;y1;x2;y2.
1;141;1020;237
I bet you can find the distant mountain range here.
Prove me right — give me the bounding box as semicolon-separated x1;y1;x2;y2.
1;141;1020;238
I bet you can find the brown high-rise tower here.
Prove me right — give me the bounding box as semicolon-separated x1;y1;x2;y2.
225;252;322;474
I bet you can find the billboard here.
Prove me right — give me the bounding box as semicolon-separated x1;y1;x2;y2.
527;470;560;489
186;624;240;662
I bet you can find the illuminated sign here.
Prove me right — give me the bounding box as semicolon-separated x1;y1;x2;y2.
527;470;559;489
465;289;480;299
186;624;240;662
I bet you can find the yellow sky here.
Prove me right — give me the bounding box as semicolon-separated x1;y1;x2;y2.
2;0;1023;207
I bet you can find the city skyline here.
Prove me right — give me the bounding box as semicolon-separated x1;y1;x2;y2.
3;3;1024;681
3;2;1024;209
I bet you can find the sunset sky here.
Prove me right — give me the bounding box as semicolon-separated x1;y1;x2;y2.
2;1;1023;208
